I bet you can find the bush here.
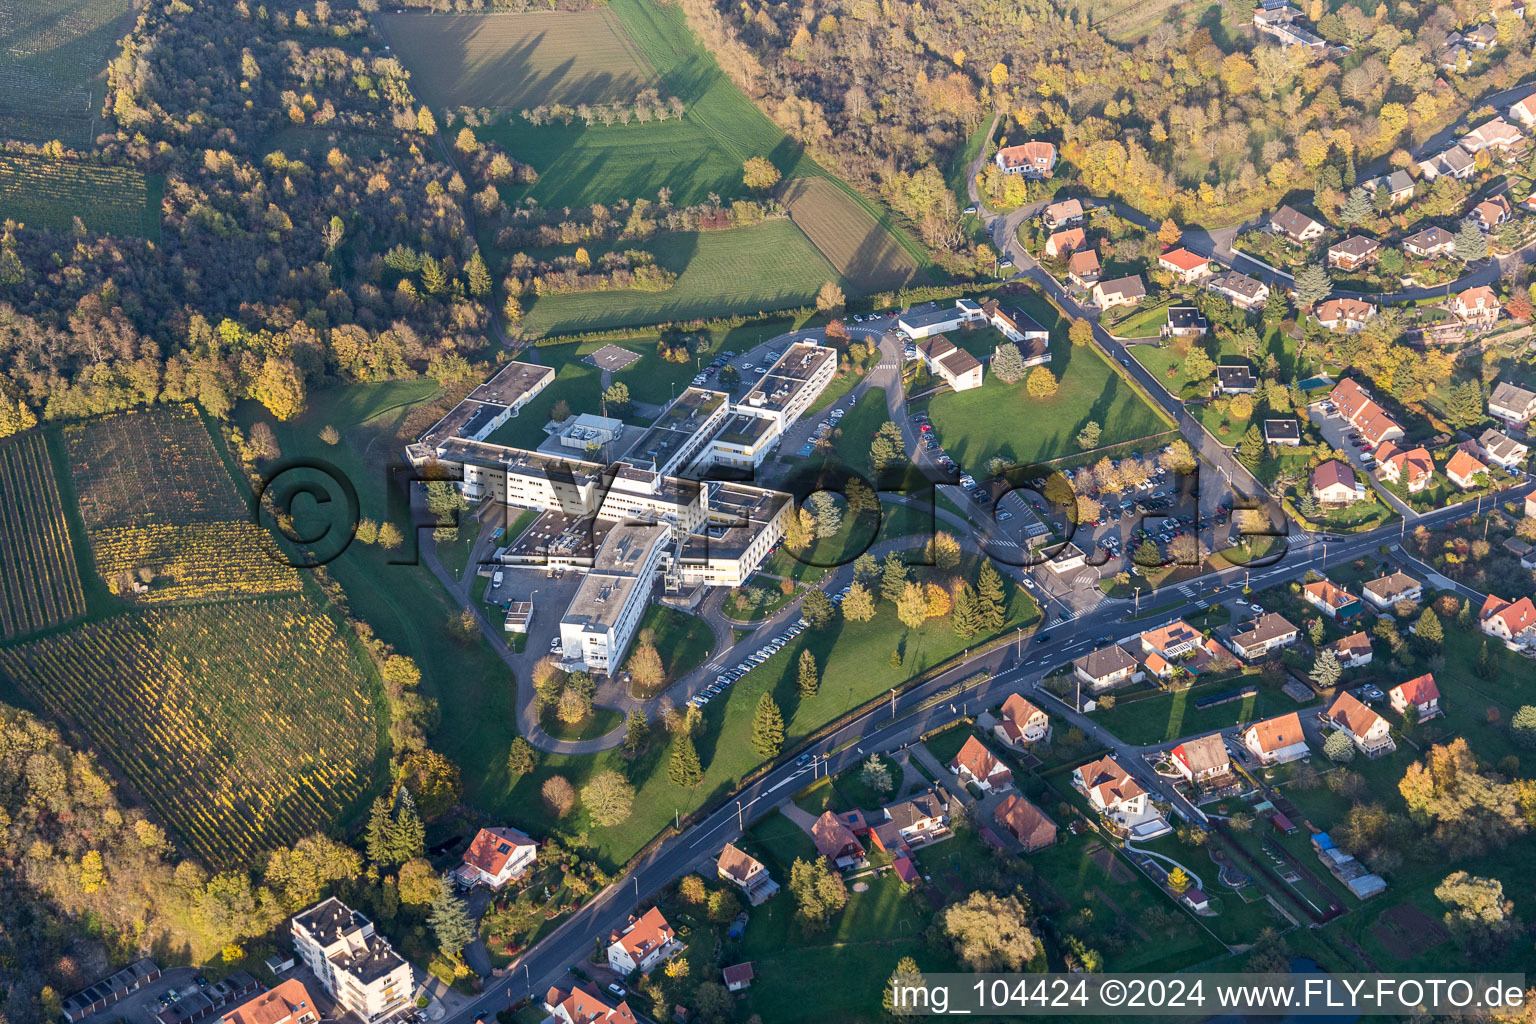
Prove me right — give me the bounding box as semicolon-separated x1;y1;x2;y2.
1323;730;1355;763
1511;706;1536;749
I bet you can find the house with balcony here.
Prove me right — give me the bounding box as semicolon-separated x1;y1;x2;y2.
1375;442;1435;492
1313;297;1376;332
1270;204;1326;243
1068;249;1101;287
1468;195;1513;231
1325;692;1396;757
1158;248;1213;283
1220;612;1300;661
1390;673;1442;721
1480;593;1536;647
1074;756;1168;838
1362;570;1421;609
1072;644;1141;692
1327;235;1381;271
949;736;1013;791
1476;427;1528;469
454;827;538;891
1170;733;1233;787
1206;270;1270;310
716;843;779;905
1451;286;1502;330
995;692;1052;745
1489;380;1536;427
1303;579;1362;621
607;907;683;976
1329;631;1374;668
810;810;866;867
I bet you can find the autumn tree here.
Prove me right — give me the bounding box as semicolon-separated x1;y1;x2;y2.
816;281;846;311
940;892;1040;971
581;770;636;827
743;156;781;191
788;856;848;933
842;580;875;621
1026;366;1058;397
541;775;576;816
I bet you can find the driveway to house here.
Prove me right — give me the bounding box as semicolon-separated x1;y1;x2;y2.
1304;402;1418;520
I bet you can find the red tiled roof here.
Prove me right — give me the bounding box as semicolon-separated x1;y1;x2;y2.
220;981;318;1024
1481;594;1536;634
1304;579;1355;611
463;826;535;877
1446;448;1488;483
544;983;638;1024
1078;755;1145;806
811;810;863;860
1392;673;1440;706
1159;248;1208;272
610;907;673;961
950;736;1009;783
1244;713;1304;755
1001;692;1044;725
1328;691;1384;737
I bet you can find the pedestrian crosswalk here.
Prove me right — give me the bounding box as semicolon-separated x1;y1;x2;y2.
1055;608;1078;623
1175;583;1198;598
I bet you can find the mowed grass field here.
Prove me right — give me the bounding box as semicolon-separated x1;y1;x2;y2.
0;154;157;237
376;10;661;111
782;176;921;293
522;219;841;335
0;0;130;145
921;292;1174;467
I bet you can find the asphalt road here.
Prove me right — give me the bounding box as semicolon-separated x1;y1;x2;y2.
441;466;1528;1023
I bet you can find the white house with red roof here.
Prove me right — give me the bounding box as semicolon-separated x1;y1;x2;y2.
454;827;537;890
1313;298;1376;333
606;907;682;975
1510;92;1536;128
948;735;1013;791
1158;248;1212;283
1311;460;1363;505
1480;594;1536;647
1170;733;1232;785
1467;195;1513;232
1451;286;1501;330
1374;442;1435;492
995;141;1057;178
994;693;1051;746
1390;673;1442;721
1044;227;1086;258
1459;117;1524;155
1326;692;1396;757
1445;448;1490;490
1242;713;1309;765
545;983;638;1024
1073;756;1167;837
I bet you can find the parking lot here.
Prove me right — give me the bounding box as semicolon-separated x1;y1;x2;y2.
688;615;810;710
1307;400;1378;472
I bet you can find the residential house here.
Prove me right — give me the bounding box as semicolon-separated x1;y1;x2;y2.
1092;274;1146;309
1215;365;1259;394
1311;460;1363;505
1158;248;1213;283
217;982;319;1024
1242;712;1309;765
1438;41;1472;72
1206;270;1271;310
948;735;1013;791
1362;570;1422;609
995;692;1051;745
1476;427;1529;469
982;300;1049;344
1511;92;1536;127
881;789;950;848
291;899;413;1023
716;843;779;905
1314;297;1377;332
992;794;1057;851
1402;225;1457;257
810;810;866;866
1460;116;1523;154
1074;756;1163;836
1390;673;1442;721
1041;198;1085;230
1528;491;1536;517
1254;6;1328;47
1072;644;1140;692
1304;579;1363;620
996;336;1051;370
1446;448;1490;489
1464;22;1500;48
1362;170;1416;204
1170;733;1233;786
607;907;681;976
544;983;638;1024
1264;419;1301;446
1329;631;1374;668
1489;380;1536;426
1451;285;1502;330
722;965;754;994
1329;378;1404;446
1068;249;1102;287
1326;692;1396;757
454;826;537;890
1043;227;1086;258
1375;442;1435;492
1270;205;1327;243
1418;146;1476;181
1140;619;1205;660
994;141;1056;178
1327;235;1382;271
916;336;985;392
1468;194;1513;231
1480;593;1536;645
1163;306;1208;337
1221;612;1300;661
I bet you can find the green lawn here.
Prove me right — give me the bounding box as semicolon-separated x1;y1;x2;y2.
539;703;624;742
521;220;841;335
628;604;714;685
737;811;937;1024
1106;299;1175;339
1093;677;1317;745
924;292;1171;469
